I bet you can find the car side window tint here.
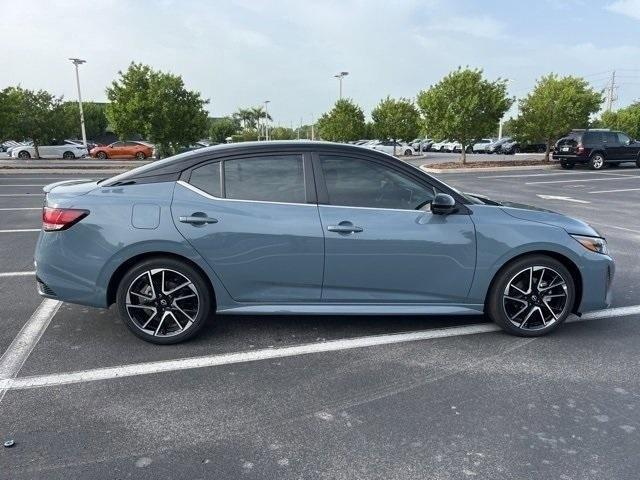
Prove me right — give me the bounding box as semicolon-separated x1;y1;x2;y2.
320;155;435;210
189;161;221;197
224;155;305;203
618;133;630;144
604;132;619;144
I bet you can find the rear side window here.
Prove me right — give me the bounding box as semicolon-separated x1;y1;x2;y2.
603;132;618;144
224;155;305;203
189;161;221;197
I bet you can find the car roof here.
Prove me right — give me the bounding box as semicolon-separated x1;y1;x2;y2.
103;141;407;185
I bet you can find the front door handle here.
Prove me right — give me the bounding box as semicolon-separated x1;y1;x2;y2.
179;213;218;226
327;221;363;234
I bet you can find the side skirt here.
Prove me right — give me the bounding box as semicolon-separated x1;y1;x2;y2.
216;304;484;316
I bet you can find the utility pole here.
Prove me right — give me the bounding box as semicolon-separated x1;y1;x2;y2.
69;58;87;147
606;70;616;112
334;71;349;100
263;100;270;141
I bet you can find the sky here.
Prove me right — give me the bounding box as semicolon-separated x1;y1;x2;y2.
2;0;640;126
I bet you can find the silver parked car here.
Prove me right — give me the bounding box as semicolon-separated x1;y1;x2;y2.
35;141;614;344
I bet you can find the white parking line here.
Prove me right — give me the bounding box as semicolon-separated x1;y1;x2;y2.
0;299;61;402
0;207;41;211
0;271;36;278
2;303;639;392
0;193;44;197
0;184;46;187
590;222;640;234
0;228;40;233
527;176;640;185
589;187;640;194
480;171;639;179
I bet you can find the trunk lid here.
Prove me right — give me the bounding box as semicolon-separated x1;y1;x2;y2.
43;179;98;204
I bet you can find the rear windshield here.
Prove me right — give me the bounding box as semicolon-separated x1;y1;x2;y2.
557;132;582;145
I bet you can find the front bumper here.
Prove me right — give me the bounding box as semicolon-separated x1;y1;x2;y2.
577;253;615;313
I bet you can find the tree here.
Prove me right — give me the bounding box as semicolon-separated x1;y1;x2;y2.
600;102;640;140
417;68;512;163
317;99;365;142
269;126;296;140
59;101;109;140
0;86;67;158
209;117;240;143
511;74;603;161
106;62;209;156
371;96;420;155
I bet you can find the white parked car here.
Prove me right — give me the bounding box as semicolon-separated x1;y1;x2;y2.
11;140;88;159
430;140;449;152
472;138;496;153
371;141;415;156
443;141;462;152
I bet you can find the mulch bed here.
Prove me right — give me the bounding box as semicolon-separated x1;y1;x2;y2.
426;160;552;169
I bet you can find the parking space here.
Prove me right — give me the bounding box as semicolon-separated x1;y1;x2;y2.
1;168;640;479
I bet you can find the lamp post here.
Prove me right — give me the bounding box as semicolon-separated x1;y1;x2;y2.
334;71;349;100
69;58;87;147
263;100;270;141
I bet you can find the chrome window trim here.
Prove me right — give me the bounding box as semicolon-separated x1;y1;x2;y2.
319;203;433;214
176;180;316;207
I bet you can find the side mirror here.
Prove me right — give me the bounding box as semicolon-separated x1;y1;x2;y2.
431;193;457;215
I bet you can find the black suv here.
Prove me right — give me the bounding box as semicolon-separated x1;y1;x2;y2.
553;129;640;170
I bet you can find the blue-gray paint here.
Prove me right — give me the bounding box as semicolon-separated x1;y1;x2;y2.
35;159;614;318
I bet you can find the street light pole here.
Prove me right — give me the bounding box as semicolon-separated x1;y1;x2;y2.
69;58;87;147
263;100;270;141
334;71;349;100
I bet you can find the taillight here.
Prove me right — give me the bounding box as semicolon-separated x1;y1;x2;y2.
576;143;585;155
42;207;89;231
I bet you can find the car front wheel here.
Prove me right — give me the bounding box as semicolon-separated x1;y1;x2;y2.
135;151;147;160
116;257;213;344
96;151;108;159
62;151;75;159
18;150;31;159
486;255;575;337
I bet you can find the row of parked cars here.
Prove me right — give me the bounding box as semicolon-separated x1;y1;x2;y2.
0;139;215;160
348;138;546;156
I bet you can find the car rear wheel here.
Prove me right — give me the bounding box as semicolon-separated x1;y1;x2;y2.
62;151;75;159
116;257;213;344
18;150;31;159
486;255;575;337
589;153;605;170
96;151;108;160
135;151;147;160
560;160;574;169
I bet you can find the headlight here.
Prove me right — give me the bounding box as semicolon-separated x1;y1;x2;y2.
571;234;608;255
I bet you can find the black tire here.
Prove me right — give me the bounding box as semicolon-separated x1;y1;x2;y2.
560;160;575;169
135;151;146;160
486;254;575;337
514;147;521;154
589;153;605;170
637;155;640;168
96;151;108;160
116;257;213;344
403;149;413;156
62;151;75;160
18;150;31;159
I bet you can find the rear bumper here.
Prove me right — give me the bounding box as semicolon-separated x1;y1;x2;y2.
552;153;587;163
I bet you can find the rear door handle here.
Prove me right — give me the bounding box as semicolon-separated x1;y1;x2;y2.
179;213;218;225
327;221;363;234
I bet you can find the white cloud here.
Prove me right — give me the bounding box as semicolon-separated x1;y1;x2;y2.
607;0;640;20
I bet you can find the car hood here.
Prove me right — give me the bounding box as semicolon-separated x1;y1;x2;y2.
500;202;600;237
465;192;600;237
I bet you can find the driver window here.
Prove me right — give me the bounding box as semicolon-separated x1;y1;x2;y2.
319;155;435;210
617;133;630;144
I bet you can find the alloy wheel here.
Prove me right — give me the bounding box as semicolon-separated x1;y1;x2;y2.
125;268;200;337
591;155;604;169
502;266;569;331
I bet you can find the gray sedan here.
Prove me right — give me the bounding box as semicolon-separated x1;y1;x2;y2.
34;141;614;343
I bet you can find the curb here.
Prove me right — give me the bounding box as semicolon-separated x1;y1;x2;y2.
420;164;559;174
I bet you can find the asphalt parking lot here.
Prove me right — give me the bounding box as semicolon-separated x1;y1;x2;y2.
1;164;640;479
